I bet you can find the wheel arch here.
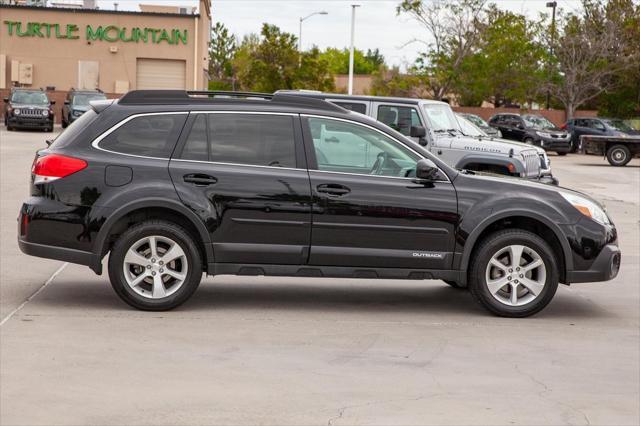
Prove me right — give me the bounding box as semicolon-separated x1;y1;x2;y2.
459;210;572;284
93;198;212;274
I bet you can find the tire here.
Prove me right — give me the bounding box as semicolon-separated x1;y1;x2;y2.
61;118;68;129
557;152;567;156
469;229;558;318
444;280;465;289
108;220;203;311
606;144;631;167
523;137;534;145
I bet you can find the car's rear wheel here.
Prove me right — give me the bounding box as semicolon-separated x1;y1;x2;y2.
557;152;567;156
523;137;534;145
606;144;631;166
469;229;558;317
108;220;203;311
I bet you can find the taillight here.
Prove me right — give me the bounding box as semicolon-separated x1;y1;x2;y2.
32;154;87;184
560;123;567;130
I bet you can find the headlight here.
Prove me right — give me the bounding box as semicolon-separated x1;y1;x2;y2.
560;192;610;225
13;108;20;115
536;131;551;138
41;109;49;117
72;110;84;117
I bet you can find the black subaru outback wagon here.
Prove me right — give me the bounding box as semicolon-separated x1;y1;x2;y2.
18;90;620;317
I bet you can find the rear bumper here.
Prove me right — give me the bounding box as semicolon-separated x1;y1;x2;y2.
18;239;102;274
566;244;621;283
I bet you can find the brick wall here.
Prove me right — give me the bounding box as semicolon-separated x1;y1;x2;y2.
452;106;598;127
1;89;119;124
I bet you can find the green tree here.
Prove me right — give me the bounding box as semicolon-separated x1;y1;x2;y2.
232;24;335;93
454;6;547;107
319;47;385;75
370;66;428;98
208;22;236;90
398;0;487;100
547;0;640;118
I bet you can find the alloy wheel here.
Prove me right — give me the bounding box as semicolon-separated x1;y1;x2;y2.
484;244;546;307
122;235;188;299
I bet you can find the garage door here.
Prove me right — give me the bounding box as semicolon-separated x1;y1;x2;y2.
136;58;186;90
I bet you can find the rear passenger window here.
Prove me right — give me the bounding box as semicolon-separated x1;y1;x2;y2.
180;113;297;168
99;114;187;158
377;105;423;136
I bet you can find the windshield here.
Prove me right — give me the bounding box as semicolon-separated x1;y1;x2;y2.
11;91;49;105
604;119;634;132
422;103;460;132
463;114;489;128
522;115;555;129
72;93;107;106
456;114;486;137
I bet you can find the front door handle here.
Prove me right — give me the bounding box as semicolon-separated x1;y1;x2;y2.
317;183;350;196
184;174;217;186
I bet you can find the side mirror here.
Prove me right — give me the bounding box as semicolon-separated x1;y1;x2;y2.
416;159;440;181
517;123;524;129
64;100;70;105
410;126;429;146
50;100;56;105
3;97;8;103
410;125;426;138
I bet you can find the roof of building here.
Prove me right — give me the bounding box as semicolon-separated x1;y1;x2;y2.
0;4;200;18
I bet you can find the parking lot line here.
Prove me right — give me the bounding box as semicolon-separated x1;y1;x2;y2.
0;262;68;326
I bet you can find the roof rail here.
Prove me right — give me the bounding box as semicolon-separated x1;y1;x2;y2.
118;90;345;113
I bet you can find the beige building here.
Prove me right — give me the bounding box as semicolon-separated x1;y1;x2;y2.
0;0;211;93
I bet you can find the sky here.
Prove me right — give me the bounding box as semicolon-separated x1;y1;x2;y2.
97;0;584;68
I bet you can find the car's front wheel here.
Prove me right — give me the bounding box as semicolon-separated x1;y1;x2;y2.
469;229;558;317
108;220;203;311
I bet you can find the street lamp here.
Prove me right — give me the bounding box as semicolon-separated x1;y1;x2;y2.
299;11;328;52
348;4;361;95
546;1;557;110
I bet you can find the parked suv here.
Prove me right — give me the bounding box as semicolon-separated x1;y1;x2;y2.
3;88;55;132
62;88;107;128
277;91;554;184
489;113;571;155
18;90;620;317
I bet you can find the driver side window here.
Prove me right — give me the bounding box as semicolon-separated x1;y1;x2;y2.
307;117;420;177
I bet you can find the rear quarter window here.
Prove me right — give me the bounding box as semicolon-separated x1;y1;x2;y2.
50;109;98;149
98;113;187;158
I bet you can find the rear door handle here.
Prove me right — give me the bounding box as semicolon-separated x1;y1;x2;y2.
184;174;217;186
317;183;350;196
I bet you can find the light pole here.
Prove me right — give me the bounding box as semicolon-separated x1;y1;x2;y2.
299;11;328;52
546;1;557;110
348;4;360;95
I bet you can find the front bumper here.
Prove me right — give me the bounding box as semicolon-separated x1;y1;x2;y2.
566;244;621;283
8;116;53;129
538;137;571;152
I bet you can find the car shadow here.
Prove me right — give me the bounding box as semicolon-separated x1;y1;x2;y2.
576;162;640;168
31;278;616;320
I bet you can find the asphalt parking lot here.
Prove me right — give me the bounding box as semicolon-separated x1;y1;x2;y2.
1;127;639;425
